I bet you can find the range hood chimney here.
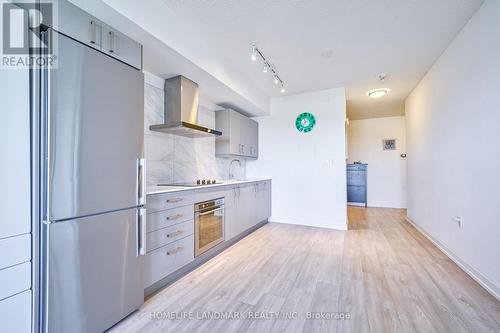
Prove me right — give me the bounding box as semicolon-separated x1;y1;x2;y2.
149;75;222;137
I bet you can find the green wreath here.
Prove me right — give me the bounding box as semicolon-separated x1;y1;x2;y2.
295;113;316;133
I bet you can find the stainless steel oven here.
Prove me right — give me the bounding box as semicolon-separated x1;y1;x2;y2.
194;198;225;256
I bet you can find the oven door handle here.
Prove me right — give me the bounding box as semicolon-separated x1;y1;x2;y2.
197;207;224;216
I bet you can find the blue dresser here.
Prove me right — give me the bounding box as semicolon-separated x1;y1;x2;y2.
347;164;367;207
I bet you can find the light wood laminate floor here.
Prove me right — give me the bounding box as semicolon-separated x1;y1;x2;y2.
110;207;500;333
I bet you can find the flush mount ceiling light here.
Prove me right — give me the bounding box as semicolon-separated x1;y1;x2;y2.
249;44;286;93
366;88;391;98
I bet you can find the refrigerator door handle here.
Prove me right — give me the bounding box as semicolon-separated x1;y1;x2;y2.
138;207;147;256
138;158;146;206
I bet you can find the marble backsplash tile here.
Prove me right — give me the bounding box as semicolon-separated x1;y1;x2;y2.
144;82;246;186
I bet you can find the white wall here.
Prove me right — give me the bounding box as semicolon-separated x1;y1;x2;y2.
247;88;347;230
405;0;500;298
348;116;406;208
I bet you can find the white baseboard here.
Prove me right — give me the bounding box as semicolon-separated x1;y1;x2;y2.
347;202;365;207
268;219;348;231
405;216;500;302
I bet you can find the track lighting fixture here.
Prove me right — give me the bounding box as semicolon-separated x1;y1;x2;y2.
249;44;285;93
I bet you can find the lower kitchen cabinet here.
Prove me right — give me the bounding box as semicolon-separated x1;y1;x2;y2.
143;234;195;287
144;180;272;289
225;180;272;240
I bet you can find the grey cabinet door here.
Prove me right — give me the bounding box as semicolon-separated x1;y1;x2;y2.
215;109;259;159
229;111;242;155
57;0;102;49
224;187;239;240
102;24;142;70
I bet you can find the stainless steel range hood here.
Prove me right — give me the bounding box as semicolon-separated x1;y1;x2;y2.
149;75;222;137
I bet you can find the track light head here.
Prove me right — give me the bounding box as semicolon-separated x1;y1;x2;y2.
251;46;257;61
262;63;269;73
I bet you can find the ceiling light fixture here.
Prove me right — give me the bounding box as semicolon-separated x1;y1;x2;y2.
262;63;269;73
251;46;257;61
250;44;285;93
366;88;391;98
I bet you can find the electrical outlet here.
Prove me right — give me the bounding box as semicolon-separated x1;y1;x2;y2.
454;216;463;228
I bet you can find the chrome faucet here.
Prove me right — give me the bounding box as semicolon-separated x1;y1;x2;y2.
229;159;242;180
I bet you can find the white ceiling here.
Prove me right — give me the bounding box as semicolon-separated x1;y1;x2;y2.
94;0;483;119
157;0;483;119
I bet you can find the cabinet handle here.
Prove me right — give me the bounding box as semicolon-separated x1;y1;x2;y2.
90;20;101;46
108;30;115;53
166;214;183;221
166;246;183;255
166;198;183;203
166;230;183;238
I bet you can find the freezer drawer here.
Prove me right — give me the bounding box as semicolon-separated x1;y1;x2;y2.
144;234;194;288
46;208;143;333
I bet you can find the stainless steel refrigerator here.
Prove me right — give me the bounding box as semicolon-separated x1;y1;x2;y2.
38;29;146;333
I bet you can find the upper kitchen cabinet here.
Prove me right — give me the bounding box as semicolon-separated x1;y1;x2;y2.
215;109;259;159
101;24;142;70
55;0;142;70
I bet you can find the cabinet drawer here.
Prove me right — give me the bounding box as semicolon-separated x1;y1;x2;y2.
347;164;367;171
147;220;194;252
0;262;31;300
147;191;194;213
347;171;365;186
0;290;31;333
0;234;30;270
347;185;366;203
147;205;194;232
144;235;194;287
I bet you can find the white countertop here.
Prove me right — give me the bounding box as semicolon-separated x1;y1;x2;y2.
147;178;272;195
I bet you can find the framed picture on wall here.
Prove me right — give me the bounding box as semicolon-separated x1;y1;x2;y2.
383;139;396;150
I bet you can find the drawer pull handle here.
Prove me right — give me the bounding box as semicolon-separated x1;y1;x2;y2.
166;246;183;255
166;230;183;238
166;214;183;221
166;198;183;203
